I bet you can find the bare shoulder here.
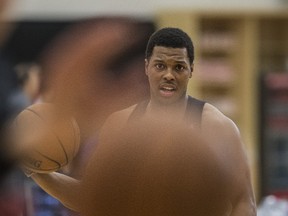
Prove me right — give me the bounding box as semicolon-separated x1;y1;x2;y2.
201;103;240;140
200;103;247;181
200;103;248;166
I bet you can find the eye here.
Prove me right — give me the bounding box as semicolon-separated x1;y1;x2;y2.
175;64;186;71
155;63;165;70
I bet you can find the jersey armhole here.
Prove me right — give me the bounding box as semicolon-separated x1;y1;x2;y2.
185;96;205;128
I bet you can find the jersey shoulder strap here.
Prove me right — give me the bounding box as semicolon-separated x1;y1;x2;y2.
184;96;205;128
127;100;149;123
128;96;205;127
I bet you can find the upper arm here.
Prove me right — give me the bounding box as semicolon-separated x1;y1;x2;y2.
201;103;256;215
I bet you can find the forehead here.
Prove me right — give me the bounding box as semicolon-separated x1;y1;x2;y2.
150;46;189;63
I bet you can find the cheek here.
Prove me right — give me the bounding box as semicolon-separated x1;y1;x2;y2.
179;76;190;87
148;75;157;86
147;71;159;81
148;75;161;90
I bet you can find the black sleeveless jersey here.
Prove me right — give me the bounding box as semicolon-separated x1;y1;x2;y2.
128;96;205;128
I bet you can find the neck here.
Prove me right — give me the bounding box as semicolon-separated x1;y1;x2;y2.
146;95;188;118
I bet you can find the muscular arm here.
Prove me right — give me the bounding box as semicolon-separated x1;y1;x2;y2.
202;103;256;216
226;124;256;216
31;172;82;212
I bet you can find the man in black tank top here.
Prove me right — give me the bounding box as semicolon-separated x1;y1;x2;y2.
78;27;255;215
27;27;256;215
128;95;205;128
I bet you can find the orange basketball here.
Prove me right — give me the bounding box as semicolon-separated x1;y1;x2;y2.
12;102;80;173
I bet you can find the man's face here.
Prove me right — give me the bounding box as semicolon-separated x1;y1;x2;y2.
145;46;193;105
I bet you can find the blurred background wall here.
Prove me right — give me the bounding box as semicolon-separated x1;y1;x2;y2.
2;0;288;20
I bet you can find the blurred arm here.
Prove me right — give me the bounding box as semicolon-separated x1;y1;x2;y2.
31;172;82;212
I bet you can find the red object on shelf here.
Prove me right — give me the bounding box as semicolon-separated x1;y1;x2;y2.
265;73;288;89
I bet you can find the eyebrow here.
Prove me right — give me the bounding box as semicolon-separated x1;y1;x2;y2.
152;58;187;64
174;60;188;64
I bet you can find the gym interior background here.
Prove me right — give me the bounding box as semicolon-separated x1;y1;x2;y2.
1;0;288;214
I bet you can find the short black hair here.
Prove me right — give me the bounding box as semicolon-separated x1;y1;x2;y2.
145;27;194;64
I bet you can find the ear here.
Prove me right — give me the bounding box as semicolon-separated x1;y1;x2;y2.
189;63;194;78
145;59;149;76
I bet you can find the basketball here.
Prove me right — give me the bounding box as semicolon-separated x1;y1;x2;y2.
12;102;80;173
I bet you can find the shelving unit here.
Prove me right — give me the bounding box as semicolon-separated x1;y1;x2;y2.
258;16;288;198
197;18;240;119
260;73;288;197
259;18;288;72
156;10;288;201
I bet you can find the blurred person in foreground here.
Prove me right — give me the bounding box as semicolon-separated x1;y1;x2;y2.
38;18;153;178
0;0;28;215
26;27;256;215
0;55;28;216
12;18;153;216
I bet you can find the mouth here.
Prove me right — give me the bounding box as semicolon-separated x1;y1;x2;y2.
159;84;177;97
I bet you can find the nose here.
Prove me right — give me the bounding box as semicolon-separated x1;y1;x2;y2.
163;69;175;81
